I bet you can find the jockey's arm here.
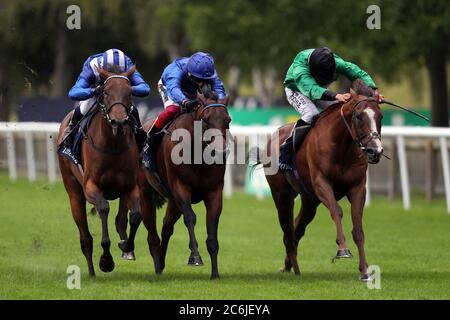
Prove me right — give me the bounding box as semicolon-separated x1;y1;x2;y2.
211;76;227;100
294;68;337;101
162;65;187;105
334;54;377;89
68;76;94;101
125;56;150;97
129;70;150;97
68;58;96;100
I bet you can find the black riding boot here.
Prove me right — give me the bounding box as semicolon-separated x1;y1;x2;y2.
130;106;146;153
279;119;310;172
62;107;83;146
143;123;159;157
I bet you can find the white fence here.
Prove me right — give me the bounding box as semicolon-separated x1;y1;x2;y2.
1;122;450;213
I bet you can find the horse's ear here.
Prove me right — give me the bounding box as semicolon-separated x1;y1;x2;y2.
219;96;230;107
123;65;136;78
350;88;357;98
96;66;113;79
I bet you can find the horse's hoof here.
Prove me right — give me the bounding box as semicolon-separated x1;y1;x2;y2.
187;255;204;266
210;274;220;280
332;249;353;262
99;255;115;272
359;273;373;282
120;251;136;261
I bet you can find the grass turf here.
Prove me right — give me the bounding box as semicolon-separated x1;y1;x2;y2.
0;173;450;299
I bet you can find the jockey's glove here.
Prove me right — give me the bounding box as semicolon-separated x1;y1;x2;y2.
181;99;199;112
93;85;103;98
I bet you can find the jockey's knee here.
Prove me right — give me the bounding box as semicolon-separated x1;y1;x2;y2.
154;104;181;129
301;109;319;124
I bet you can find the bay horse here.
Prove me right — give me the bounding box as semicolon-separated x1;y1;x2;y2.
140;87;231;279
254;79;383;281
57;66;157;277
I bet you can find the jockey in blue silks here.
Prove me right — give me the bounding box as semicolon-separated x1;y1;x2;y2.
146;51;227;139
63;48;150;147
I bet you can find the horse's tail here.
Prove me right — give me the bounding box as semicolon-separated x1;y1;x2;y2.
148;186;167;209
248;146;263;180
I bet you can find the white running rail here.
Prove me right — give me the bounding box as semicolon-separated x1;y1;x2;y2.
1;122;450;213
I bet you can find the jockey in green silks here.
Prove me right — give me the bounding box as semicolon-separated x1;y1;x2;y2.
279;47;384;172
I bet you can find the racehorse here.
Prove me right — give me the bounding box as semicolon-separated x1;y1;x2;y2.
253;79;383;281
140;86;231;279
57;66;156;277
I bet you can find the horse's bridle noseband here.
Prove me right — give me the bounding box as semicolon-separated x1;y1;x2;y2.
340;97;381;151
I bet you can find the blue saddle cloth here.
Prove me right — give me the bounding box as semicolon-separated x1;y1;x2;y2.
57;108;99;166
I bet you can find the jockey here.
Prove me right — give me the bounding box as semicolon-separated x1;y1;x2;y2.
279;47;383;172
62;48;150;148
146;51;227;141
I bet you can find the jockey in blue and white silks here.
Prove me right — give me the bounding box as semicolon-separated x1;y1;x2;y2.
63;48;150;146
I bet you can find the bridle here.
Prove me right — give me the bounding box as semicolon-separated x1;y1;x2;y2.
98;75;131;125
197;103;231;149
340;97;381;152
86;75;133;155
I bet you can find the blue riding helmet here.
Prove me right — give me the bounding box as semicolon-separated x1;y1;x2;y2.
186;52;217;80
101;48;128;72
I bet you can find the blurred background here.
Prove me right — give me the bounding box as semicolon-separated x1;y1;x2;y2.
0;0;449;202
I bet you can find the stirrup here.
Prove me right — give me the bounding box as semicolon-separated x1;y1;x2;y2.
279;163;293;172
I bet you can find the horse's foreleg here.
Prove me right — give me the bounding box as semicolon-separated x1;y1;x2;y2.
140;192;162;275
69;193;95;277
313;176;351;258
115;198;133;260
204;190;223;279
160;200;182;272
348;185;370;281
119;186;142;256
85;181;114;273
172;185;203;266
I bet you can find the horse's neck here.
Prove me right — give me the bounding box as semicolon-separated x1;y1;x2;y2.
314;106;360;158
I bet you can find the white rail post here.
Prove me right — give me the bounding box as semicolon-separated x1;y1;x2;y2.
396;135;411;210
224;138;234;198
365;167;371;207
439;137;450;214
6;131;17;181
24;131;36;181
46;132;56;183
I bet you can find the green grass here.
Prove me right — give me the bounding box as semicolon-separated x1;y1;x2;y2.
1;173;450;300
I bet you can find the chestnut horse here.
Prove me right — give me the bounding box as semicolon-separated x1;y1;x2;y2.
57;66;158;277
254;79;383;281
140;87;230;279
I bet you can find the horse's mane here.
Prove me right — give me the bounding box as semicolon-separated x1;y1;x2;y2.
351;79;374;97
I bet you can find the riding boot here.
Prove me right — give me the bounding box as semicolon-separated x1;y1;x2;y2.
293;119;312;151
278;118;310;172
62;107;83;146
130;106;146;153
143;123;160;157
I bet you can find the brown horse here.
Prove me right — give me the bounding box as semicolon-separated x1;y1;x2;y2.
57;66;155;277
140;87;231;279
254;79;383;281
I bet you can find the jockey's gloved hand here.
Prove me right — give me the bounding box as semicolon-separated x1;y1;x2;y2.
93;85;103;98
181;99;199;112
